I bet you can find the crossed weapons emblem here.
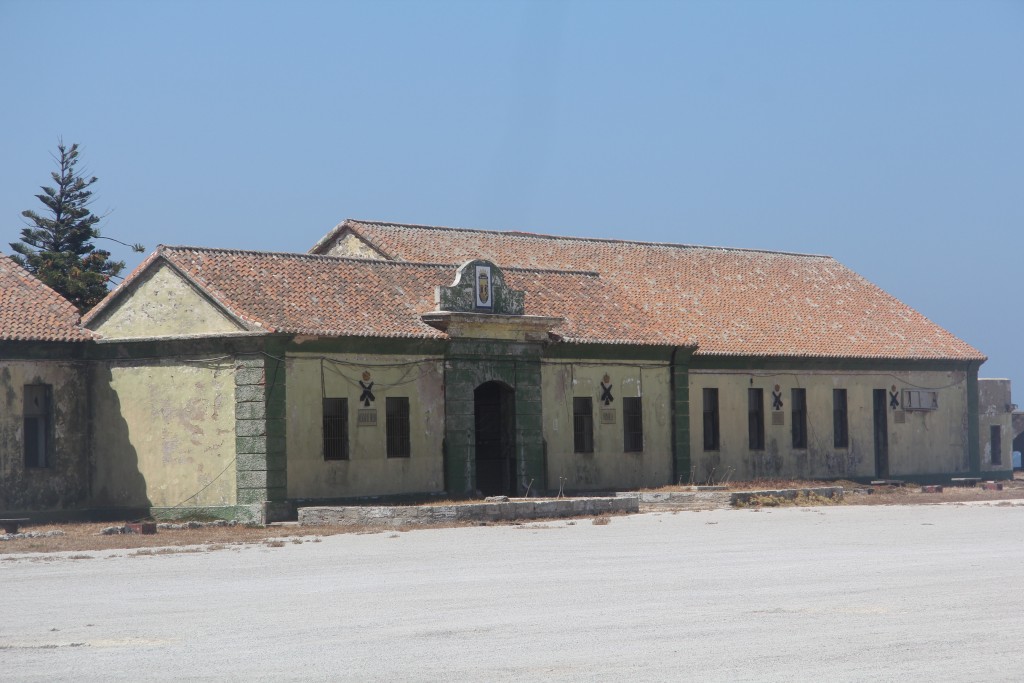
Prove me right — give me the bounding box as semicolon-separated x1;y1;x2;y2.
359;378;375;407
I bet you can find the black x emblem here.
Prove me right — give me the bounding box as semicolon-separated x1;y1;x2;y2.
889;390;900;410
771;390;783;411
600;382;614;406
359;381;375;407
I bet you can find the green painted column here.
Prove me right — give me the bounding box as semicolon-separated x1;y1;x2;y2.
967;361;981;475
671;349;692;485
234;341;288;522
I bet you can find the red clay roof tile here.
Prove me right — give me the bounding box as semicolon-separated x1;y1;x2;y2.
0;254;93;342
308;219;984;361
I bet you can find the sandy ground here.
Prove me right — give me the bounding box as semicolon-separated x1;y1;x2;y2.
2;503;1023;682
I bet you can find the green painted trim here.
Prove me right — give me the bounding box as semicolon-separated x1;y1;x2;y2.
544;343;679;361
689;355;973;373
0;341;87;360
85;335;272;360
670;349;691;484
286;336;448;356
967;362;981;474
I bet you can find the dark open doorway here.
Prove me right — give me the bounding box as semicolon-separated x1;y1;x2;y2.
474;381;517;496
873;389;889;478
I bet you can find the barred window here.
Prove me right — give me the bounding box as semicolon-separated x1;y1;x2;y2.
791;388;807;449
386;397;411;458
24;384;52;469
833;389;848;449
573;397;594;453
623;397;644;452
748;388;765;450
323;398;349;461
703;388;720;451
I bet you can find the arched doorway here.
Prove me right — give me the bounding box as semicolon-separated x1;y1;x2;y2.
474;381;517;496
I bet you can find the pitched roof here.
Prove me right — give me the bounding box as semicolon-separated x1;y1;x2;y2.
0;254;93;342
85;246;684;346
308;219;985;361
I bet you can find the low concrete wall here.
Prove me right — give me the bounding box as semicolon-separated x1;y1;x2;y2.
299;496;638;527
729;487;844;506
616;491;732;511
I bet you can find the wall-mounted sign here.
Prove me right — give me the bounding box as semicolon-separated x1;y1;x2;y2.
475;265;492;308
600;374;614;406
359;370;375;407
600;408;616;424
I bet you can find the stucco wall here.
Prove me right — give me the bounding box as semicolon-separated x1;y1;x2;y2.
286;352;445;499
978;378;1012;471
0;360;90;511
688;369;970;481
90;358;236;508
542;361;673;491
89;262;242;339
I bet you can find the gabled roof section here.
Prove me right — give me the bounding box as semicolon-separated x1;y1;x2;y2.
309;219;985;361
88;246;682;345
309;219;393;260
0;254;93;342
82;248;257;335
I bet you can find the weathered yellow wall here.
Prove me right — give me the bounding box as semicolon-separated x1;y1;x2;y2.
542;361;673;490
90;262;243;339
689;369;970;481
0;360;90;511
978;379;1013;471
90;359;236;508
286;353;445;498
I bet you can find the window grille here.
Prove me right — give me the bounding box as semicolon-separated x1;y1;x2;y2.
323;398;349;460
791;388;807;449
573;397;594;453
24;384;51;469
748;388;765;451
623;397;644;452
833;389;848;448
703;388;720;451
386;397;411;458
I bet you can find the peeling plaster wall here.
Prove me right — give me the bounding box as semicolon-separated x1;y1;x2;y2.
90;358;236;508
688;369;970;481
0;360;90;511
89;262;243;339
542;361;673;491
286;353;445;499
978;379;1012;471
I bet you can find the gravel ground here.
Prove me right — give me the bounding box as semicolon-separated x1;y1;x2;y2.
2;503;1023;682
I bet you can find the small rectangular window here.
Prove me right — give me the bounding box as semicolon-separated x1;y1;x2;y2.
791;388;807;449
323;398;349;461
903;390;938;411
748;388;765;450
24;384;52;469
703;388;720;451
991;425;1002;466
386;397;411;458
623;397;643;452
573;397;594;453
833;389;849;449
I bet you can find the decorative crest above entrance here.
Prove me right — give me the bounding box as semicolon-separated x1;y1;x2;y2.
437;260;524;315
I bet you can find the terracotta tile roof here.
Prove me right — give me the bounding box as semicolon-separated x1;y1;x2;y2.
86;246;680;345
0;254;93;342
308;219;984;361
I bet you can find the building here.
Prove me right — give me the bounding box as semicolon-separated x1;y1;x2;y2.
21;217;993;522
0;254;93;513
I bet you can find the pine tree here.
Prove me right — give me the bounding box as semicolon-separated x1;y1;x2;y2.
10;141;141;312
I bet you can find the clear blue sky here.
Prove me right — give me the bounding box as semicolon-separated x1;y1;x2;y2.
2;1;1022;391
